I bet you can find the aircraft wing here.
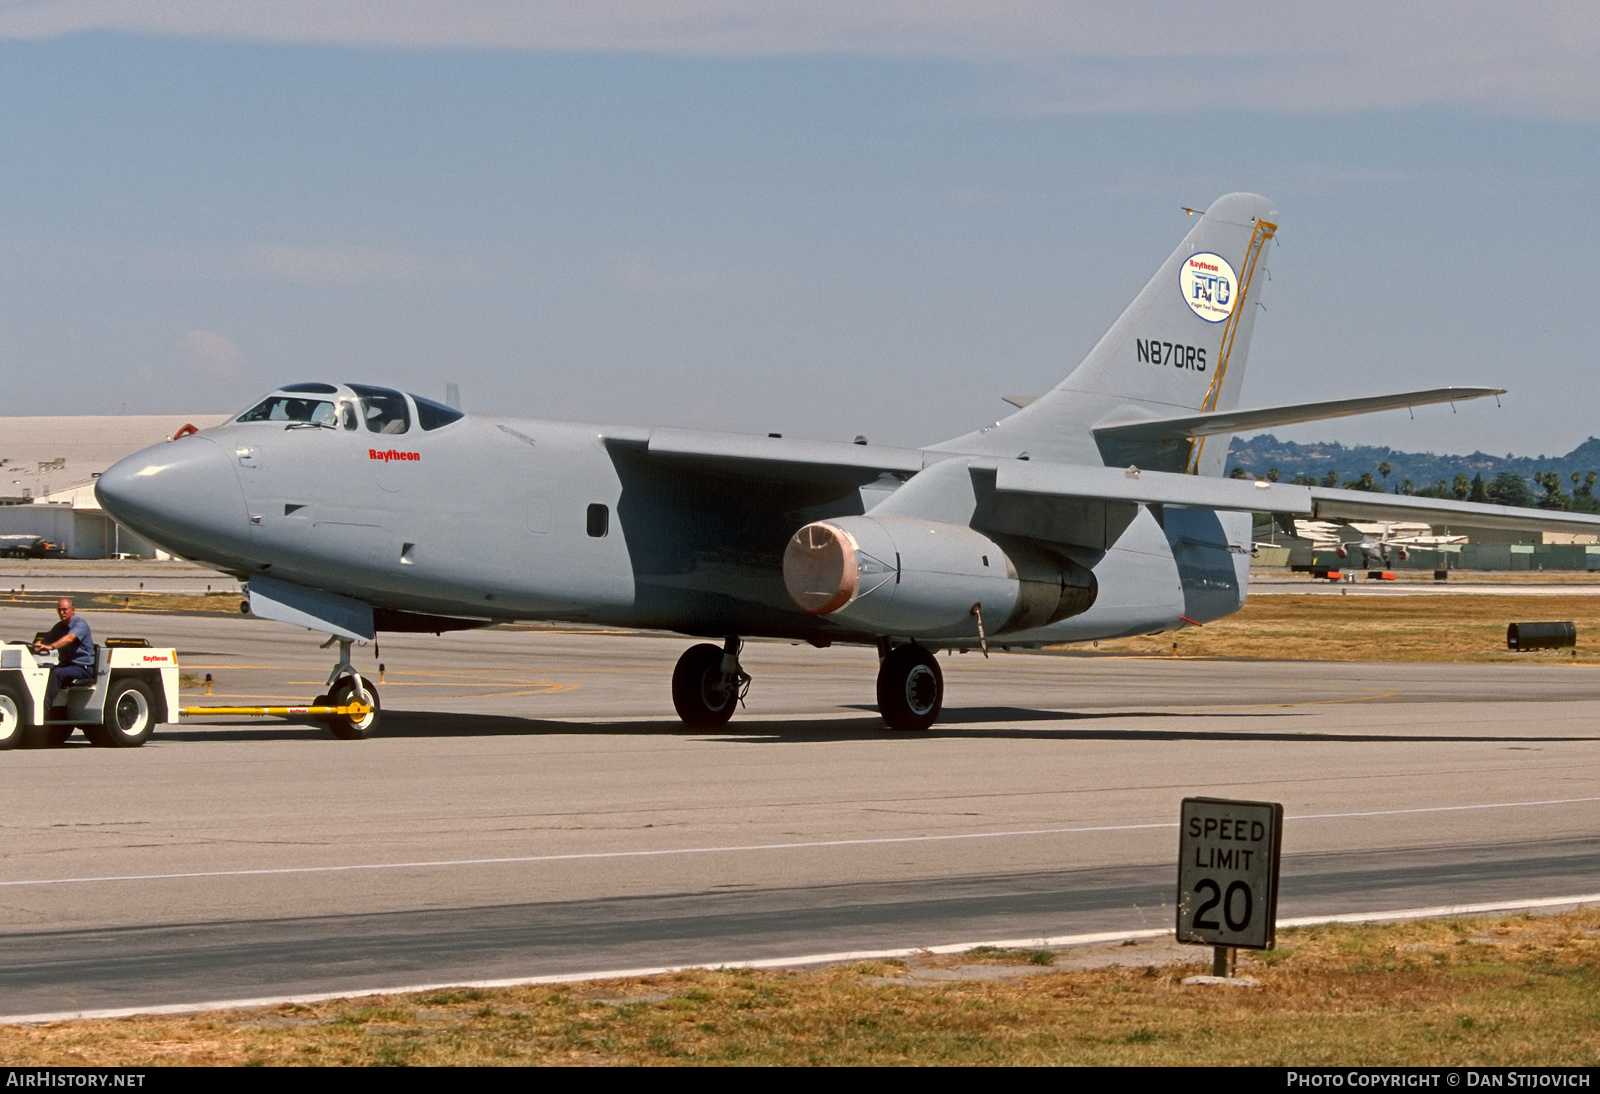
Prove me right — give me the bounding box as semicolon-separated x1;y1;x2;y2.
989;461;1600;535
1308;487;1600;535
989;460;1314;515
936;459;1315;551
1092;387;1504;446
611;426;926;485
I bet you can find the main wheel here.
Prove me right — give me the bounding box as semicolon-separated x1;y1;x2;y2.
0;681;26;750
876;644;943;732
88;678;156;747
326;675;380;740
672;643;739;728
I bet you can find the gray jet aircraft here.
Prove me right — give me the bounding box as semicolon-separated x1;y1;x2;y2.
94;193;1600;736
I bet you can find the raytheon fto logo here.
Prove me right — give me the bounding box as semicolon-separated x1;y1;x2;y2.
1179;252;1238;323
369;448;420;462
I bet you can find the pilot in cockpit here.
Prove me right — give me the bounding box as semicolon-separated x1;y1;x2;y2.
233;383;460;435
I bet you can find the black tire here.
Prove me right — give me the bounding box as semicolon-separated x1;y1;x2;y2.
876;644;943;732
672;643;738;728
326;676;380;740
0;681;26;751
91;678;156;747
309;692;331;725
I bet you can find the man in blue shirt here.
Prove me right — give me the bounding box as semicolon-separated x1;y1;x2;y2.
33;598;95;711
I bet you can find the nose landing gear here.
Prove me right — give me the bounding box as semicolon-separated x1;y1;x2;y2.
672;637;750;728
314;636;381;739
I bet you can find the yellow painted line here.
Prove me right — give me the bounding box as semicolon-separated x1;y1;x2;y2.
285;678;576;692
181;683;581;702
495;627;639;634
1172;689;1401;713
179;665;310;671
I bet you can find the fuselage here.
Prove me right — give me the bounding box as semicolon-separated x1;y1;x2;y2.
95;384;1251;648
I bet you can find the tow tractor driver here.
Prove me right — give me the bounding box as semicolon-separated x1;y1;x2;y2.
33;598;95;712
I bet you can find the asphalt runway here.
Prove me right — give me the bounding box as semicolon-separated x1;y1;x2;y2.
1;609;1598;1018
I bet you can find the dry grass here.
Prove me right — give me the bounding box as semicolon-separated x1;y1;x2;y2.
0;591;243;616
4;911;1597;1066
1073;594;1600;663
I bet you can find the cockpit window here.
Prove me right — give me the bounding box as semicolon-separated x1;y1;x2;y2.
236;395;338;426
280;382;339;394
348;384;411;435
412;394;464;431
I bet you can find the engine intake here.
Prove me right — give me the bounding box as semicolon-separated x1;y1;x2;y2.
783;516;1096;640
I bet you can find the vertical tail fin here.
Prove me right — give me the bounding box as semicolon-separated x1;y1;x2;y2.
944;193;1276;475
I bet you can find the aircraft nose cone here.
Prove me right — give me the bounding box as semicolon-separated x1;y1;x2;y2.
96;435;250;560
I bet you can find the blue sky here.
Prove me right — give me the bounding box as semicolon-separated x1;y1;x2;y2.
1;3;1597;458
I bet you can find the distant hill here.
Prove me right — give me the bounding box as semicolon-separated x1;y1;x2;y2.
1225;434;1600;492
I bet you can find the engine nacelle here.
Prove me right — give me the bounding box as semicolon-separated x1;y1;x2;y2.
782;516;1096;640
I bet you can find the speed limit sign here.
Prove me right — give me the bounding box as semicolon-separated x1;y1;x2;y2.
1177;797;1283;950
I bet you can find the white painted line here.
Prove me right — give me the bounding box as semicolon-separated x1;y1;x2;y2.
4;795;1597;890
1290;796;1600;822
1278;890;1600;926
3;893;1596;1027
0;822;1179;888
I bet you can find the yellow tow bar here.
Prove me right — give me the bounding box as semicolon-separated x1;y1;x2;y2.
178;703;373;718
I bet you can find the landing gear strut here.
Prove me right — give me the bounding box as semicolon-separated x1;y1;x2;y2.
877;643;943;732
672;637;750;728
315;636;381;739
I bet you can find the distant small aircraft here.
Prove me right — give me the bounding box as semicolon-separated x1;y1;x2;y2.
0;535;59;560
95;193;1600;735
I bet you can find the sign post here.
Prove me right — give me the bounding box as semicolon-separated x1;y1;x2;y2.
1177;797;1283;977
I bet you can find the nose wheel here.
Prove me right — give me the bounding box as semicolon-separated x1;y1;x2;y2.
317;636;381;739
325;674;381;739
877;643;942;732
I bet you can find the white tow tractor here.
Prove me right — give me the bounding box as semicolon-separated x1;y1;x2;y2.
0;637;180;748
0;637;379;748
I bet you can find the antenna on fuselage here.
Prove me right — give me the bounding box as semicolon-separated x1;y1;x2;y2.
445;383;461;410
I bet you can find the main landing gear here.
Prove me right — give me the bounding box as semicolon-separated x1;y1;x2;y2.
876;641;943;732
312;636;381;739
666;636;944;733
672;637;751;728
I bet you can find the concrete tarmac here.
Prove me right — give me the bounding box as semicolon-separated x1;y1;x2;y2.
1;609;1597;1017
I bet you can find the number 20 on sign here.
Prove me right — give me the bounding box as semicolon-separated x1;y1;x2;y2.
1177;797;1284;950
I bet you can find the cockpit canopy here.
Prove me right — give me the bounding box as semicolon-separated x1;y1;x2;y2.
232;383;464;434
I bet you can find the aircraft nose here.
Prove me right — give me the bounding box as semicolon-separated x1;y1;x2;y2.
96;435;250;560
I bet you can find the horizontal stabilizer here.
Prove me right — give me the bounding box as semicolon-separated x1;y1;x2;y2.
1309;488;1600;535
1093;387;1505;446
